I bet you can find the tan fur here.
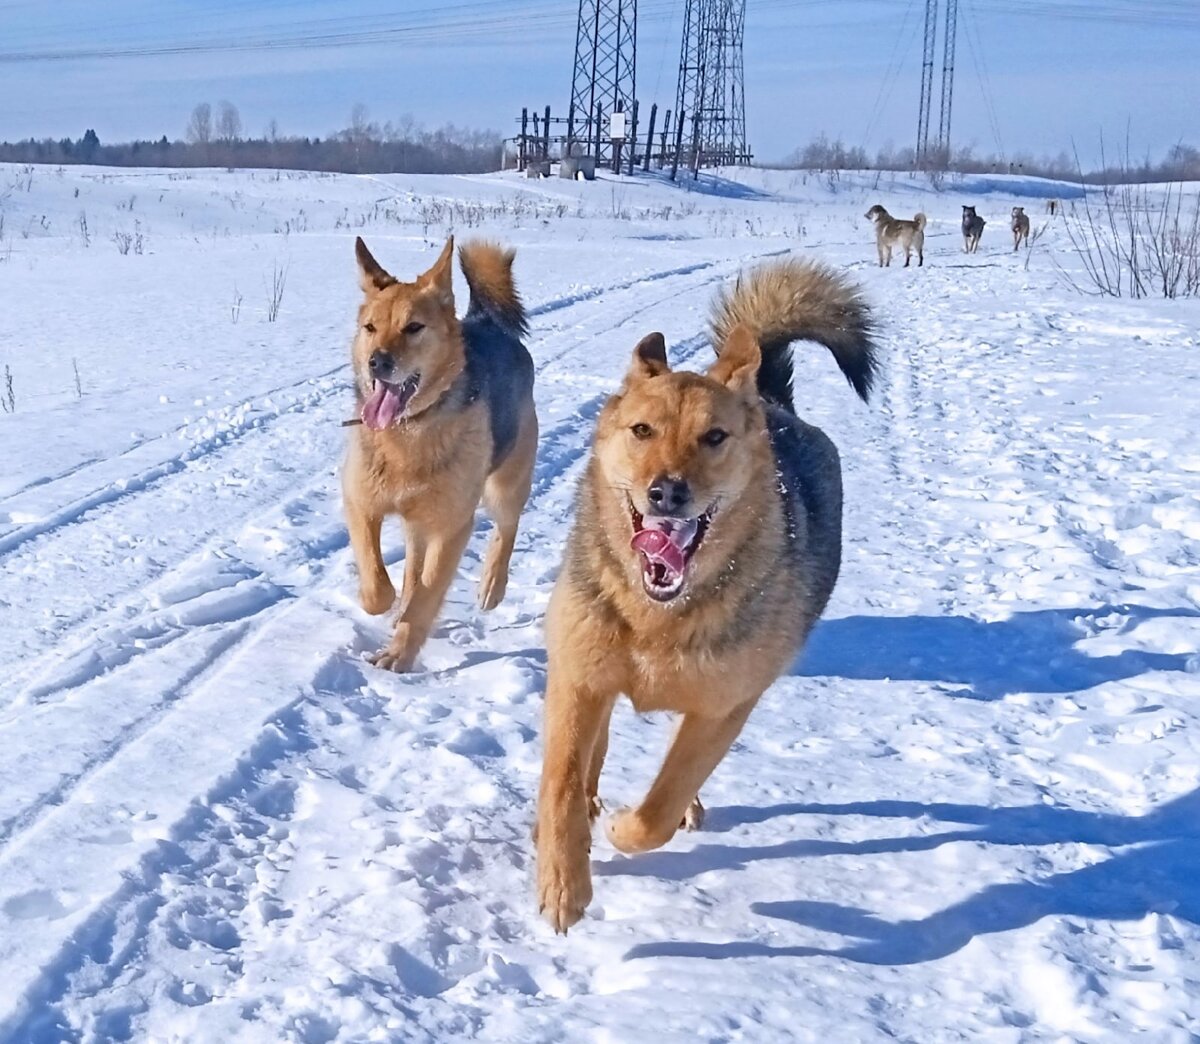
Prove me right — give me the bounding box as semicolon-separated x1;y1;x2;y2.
536;262;871;932
458;240;525;333
1011;206;1031;251
342;236;536;671
864;204;925;267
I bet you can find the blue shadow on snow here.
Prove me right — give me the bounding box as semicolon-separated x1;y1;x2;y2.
621;788;1200;965
793;603;1198;701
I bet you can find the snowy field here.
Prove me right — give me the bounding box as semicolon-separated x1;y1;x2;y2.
1;160;1198;1042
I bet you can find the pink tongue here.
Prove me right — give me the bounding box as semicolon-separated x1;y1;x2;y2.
631;529;686;576
361;382;402;431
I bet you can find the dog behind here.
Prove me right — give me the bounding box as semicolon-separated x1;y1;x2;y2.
962;205;986;253
535;258;877;932
865;204;926;267
342;236;537;671
1011;206;1030;250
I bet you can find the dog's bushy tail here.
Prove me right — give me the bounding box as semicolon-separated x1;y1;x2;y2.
710;258;877;408
459;241;528;337
913;212;927;231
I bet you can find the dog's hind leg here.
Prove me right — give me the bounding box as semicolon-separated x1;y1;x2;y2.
345;493;395;616
681;796;705;831
606;701;754;854
479;405;537;611
585;699;615;823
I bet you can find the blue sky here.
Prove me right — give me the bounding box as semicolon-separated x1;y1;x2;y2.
1;0;1196;164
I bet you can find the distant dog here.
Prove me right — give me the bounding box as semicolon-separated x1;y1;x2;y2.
1046;199;1059;216
343;237;537;671
962;205;986;253
535;258;877;932
864;204;926;267
1011;206;1030;251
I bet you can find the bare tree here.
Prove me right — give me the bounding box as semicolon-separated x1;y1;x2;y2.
217;101;242;143
186;103;212;145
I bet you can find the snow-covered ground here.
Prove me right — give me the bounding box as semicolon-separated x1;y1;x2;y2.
1;161;1198;1043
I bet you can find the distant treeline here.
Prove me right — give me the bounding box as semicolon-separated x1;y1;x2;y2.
774;134;1200;185
0;102;503;175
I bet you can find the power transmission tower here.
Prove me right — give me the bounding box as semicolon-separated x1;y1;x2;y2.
937;0;958;161
915;0;937;167
672;0;750;175
568;0;638;164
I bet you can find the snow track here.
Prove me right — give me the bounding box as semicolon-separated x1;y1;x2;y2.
1;164;1198;1042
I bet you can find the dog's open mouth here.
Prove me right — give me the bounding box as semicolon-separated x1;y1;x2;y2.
629;501;716;602
361;372;420;430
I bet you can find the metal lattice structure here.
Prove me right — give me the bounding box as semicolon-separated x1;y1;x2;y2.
568;0;637;163
937;0;958;159
672;0;750;174
915;0;938;166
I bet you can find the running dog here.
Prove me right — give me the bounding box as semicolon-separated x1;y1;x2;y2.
535;258;877;932
864;204;926;267
962;205;986;253
343;237;537;671
1011;206;1030;250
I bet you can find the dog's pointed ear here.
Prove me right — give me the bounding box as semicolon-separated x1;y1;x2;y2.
355;237;394;293
708;324;761;397
625;332;670;384
418;236;455;304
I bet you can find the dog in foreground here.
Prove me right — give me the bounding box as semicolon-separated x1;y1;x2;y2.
962;205;986;253
535;258;877;932
1011;206;1031;250
343;236;537;670
864;204;926;267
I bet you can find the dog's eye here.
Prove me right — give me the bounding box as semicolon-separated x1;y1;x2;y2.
362;322;376;334
403;321;425;336
630;423;653;440
701;428;728;448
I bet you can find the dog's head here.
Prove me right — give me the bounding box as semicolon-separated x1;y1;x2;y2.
864;204;887;223
962;205;977;218
592;328;771;604
1012;206;1025;218
352;237;464;430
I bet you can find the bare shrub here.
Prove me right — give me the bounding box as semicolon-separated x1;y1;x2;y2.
1059;145;1200;299
266;262;288;322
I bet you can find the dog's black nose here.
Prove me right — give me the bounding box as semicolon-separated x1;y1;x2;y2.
647;475;691;515
369;350;395;378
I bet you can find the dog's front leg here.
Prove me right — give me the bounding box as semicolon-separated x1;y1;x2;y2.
373;519;472;672
607;701;755;855
536;677;615;933
345;494;395;616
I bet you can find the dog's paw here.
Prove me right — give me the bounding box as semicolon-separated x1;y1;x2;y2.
477;572;507;612
606;806;672;855
680;796;704;832
359;578;396;616
537;842;592;934
588;794;604;823
370;648;414;673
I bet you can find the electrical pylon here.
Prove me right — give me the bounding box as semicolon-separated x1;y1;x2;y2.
568;0;637;162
